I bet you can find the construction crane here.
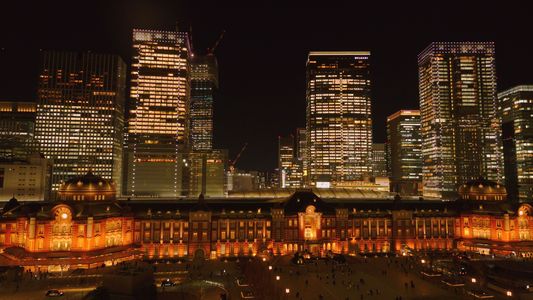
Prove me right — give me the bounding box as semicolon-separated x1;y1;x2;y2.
229;142;248;172
207;30;225;55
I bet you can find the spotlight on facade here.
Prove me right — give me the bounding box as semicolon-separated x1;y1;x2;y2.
268;266;272;270
471;278;477;283
506;291;512;297
276;275;280;281
285;288;290;294
420;259;426;264
262;257;266;262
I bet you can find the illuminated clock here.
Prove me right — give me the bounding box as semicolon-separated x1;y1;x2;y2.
54;206;71;222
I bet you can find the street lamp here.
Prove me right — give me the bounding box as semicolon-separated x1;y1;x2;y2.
285;288;290;294
262;257;266;262
506;291;512;297
268;265;272;270
421;259;426;264
471;278;477;283
276;275;280;281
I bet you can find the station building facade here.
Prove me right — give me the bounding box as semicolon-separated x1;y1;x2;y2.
0;173;531;271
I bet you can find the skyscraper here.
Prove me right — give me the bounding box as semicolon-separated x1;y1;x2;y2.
278;135;295;188
35;51;126;193
190;55;217;151
498;85;533;202
371;143;387;178
185;149;227;197
306;52;372;187
418;42;501;198
0;101;38;160
386;110;422;195
126;29;191;197
296;128;308;185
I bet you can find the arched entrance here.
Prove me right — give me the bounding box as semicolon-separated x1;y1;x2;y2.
193;248;205;260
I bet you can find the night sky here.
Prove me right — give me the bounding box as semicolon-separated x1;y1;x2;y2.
1;1;531;171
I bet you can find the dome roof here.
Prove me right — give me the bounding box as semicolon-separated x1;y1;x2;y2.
58;171;116;201
458;177;507;201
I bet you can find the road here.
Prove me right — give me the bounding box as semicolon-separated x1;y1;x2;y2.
0;286;95;300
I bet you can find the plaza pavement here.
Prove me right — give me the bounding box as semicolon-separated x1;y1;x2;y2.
245;255;504;300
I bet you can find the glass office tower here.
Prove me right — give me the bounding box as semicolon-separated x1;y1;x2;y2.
0;101;38;160
386;110;422;195
418;42;501;198
126;29;191;197
371;143;387;178
499;85;533;202
306;51;372;187
190;55;217;151
296;128;308;186
35;51;126;194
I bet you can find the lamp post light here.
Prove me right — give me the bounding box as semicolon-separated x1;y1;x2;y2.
471;278;477;283
276;275;280;281
268;265;272;270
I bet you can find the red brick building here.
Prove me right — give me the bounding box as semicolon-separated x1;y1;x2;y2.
0;173;531;272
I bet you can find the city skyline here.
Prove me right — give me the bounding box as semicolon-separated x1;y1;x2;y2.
1;3;533;299
2;2;532;171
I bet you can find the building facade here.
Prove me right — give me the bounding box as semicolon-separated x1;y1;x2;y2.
306;52;372;187
278;135;294;185
126;29;191;197
386;110;422;195
278;135;302;188
190;55;217;151
0;154;52;201
185;150;227;197
418;42;502;198
1;172;531;273
296;128;308;185
371;143;387;178
0;101;38;161
499;85;533;202
35;51;126;194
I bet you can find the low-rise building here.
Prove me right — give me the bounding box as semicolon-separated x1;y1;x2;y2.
0;173;531;272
